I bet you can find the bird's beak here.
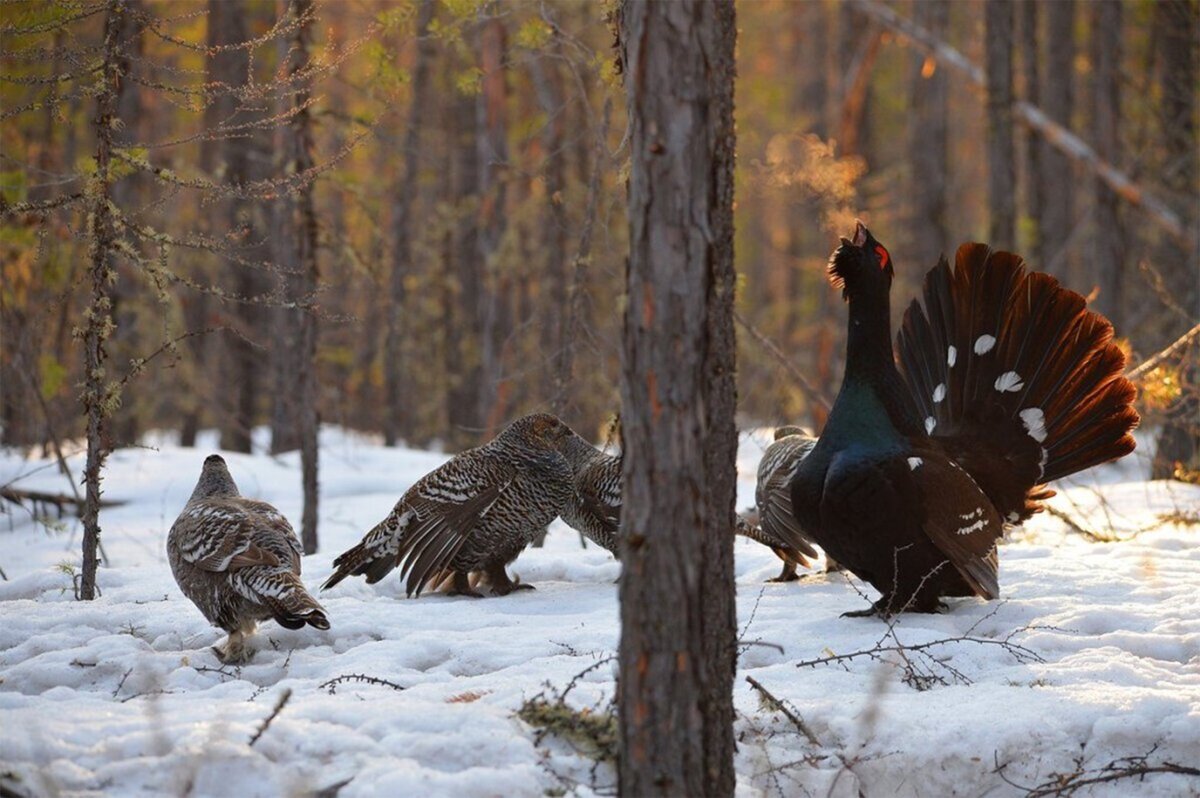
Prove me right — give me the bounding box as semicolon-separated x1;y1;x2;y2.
852;219;869;247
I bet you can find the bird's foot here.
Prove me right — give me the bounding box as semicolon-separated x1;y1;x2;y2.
446;587;486;598
213;632;254;665
766;566;801;583
447;571;485;598
487;566;535;596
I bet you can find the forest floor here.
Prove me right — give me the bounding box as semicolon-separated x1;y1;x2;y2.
0;428;1198;797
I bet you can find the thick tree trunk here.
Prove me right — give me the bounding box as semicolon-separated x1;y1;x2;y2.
985;0;1016;250
79;0;125;600
1040;0;1075;279
1090;0;1125;328
907;0;949;266
383;0;435;447
617;1;738;795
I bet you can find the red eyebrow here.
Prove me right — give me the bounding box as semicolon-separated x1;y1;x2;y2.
875;245;890;269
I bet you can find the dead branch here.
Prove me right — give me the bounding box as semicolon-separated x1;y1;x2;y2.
849;0;1196;250
0;487;124;517
1126;322;1200;383
994;745;1200;797
734;309;832;415
319;673;406;694
745;676;821;747
248;688;292;747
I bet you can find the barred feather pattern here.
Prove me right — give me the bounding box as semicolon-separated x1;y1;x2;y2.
748;429;821;555
897;244;1139;523
323;414;575;597
167;457;329;639
558;432;622;554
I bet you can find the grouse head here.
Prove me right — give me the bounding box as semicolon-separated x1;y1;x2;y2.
773;425;809;440
827;220;893;301
191;454;240;501
508;412;572;448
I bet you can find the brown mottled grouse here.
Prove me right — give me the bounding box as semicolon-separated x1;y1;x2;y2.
558;429;623;554
323;413;575;598
167;455;329;664
735;426;827;582
557;425;817;580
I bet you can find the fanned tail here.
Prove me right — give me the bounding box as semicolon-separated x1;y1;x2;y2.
321;512;404;590
897;243;1139;521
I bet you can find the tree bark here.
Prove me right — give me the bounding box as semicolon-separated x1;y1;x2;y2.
383;0;435;447
79;0;125;600
1090;0;1125;328
907;0;949;266
985;0;1016;250
1040;0;1075;279
475;14;511;436
1151;0;1198;480
617;1;738;795
447;73;482;450
275;0;320;553
1018;0;1041;262
210;0;259;454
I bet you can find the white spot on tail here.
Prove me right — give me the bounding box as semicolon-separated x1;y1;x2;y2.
907;457;923;471
974;335;996;355
957;518;987;536
1019;407;1047;442
1038;447;1049;480
947;346;957;367
959;507;982;520
933;383;946;403
1007;511;1020;523
994;371;1025;392
924;416;936;435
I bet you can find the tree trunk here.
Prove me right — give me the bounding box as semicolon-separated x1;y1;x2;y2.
272;0;321;553
1090;0;1125;328
1018;0;1041;262
210;0;258;454
447;76;482;450
617;1;738;794
530;53;570;416
79;0;125;600
985;0;1016;250
1040;0;1075;279
907;0;949;267
383;0;435;447
108;0;144;448
475;14;510;435
1151;0;1198;480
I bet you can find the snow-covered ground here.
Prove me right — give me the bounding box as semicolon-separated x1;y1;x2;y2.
1;428;1197;797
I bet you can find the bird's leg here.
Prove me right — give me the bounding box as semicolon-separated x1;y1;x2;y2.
840;597;892;619
446;570;485;599
765;562;800;583
214;623;256;665
487;563;535;596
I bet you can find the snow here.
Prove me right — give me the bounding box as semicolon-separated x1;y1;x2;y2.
1;428;1198;797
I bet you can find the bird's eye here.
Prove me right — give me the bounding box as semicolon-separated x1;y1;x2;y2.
874;245;890;270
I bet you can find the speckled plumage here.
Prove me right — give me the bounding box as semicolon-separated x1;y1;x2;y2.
323;414;575;598
739;426;825;581
558;431;622;554
167;455;329;664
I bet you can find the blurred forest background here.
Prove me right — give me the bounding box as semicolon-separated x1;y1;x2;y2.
1;0;1197;470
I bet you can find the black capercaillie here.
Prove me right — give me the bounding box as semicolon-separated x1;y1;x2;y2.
789;222;1138;616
